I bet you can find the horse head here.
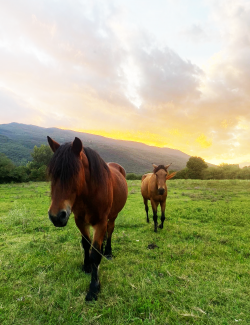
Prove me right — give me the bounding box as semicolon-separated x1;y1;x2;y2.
152;163;172;195
47;136;86;227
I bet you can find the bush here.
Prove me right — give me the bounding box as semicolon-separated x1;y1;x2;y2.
0;154;16;183
29;165;48;181
126;173;143;180
175;168;188;179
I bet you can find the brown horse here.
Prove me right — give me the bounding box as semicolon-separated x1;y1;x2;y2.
141;164;176;232
47;136;128;301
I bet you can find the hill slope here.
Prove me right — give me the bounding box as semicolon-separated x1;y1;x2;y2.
0;122;191;173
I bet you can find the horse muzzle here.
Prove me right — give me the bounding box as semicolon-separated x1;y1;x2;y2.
48;208;71;227
158;188;165;195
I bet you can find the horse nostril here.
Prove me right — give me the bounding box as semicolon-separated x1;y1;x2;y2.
58;210;67;222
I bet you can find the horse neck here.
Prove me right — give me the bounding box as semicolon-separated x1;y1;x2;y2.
149;174;158;192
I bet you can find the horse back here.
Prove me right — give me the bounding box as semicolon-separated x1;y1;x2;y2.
108;162;126;178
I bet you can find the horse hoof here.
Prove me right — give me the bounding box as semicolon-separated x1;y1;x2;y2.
85;282;100;302
154;228;157;233
147;220;149;223
105;255;112;260
82;264;92;274
158;224;163;229
85;291;98;302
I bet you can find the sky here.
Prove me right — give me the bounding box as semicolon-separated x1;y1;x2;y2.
0;0;250;165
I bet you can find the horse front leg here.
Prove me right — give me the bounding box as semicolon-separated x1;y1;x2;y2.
81;228;92;274
85;222;107;302
158;200;166;229
75;217;91;274
151;199;159;232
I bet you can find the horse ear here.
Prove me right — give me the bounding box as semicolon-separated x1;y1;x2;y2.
47;136;60;152
152;164;158;169
165;163;172;169
72;137;83;156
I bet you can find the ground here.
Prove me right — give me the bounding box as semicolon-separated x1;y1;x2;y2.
0;179;250;324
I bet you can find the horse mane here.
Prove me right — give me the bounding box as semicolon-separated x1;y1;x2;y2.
48;143;110;188
48;142;82;188
153;165;167;173
83;147;110;185
153;165;177;180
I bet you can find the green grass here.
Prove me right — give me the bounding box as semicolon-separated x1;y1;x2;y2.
1;179;250;324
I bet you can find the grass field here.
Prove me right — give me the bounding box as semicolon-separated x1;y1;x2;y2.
1;179;250;324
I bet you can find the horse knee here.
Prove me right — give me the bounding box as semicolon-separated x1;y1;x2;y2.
90;242;102;266
81;236;91;250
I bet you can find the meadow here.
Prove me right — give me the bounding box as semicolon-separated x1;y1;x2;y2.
0;179;250;325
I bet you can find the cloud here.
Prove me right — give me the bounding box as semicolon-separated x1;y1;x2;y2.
180;24;210;43
0;0;250;164
0;88;38;124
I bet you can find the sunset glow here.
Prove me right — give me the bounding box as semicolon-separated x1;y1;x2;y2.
1;0;250;165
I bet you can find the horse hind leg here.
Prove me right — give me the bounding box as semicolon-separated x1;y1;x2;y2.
104;217;116;260
144;198;149;223
85;221;107;302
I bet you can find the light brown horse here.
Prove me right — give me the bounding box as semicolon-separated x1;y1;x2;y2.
47;136;128;301
141;164;176;232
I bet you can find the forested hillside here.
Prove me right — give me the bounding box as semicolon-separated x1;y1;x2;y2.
0;123;191;173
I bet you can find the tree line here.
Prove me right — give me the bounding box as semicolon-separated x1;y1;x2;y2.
122;157;250;181
1;145;250;184
174;156;250;180
0;145;53;183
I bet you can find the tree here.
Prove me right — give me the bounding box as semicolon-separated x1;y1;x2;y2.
186;156;208;179
0;153;15;183
175;167;188;179
10;165;29;183
30;145;53;169
238;166;250;180
27;144;53;181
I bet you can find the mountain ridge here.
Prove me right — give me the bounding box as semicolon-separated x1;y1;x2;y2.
0;122;197;173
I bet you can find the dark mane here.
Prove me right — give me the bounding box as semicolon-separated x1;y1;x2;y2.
84;147;110;184
153;165;167;173
48;143;81;187
47;143;110;189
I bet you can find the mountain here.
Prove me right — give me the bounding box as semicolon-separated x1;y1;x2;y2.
0;122;192;173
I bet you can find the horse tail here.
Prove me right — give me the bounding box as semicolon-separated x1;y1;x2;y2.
166;172;177;180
